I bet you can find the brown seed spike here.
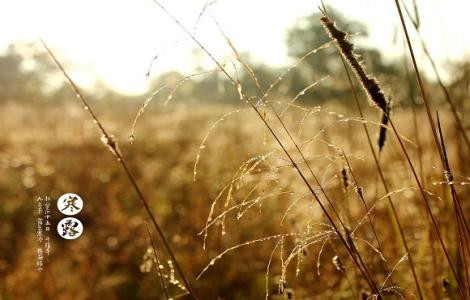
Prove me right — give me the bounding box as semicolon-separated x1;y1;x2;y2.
378;99;392;151
320;16;387;113
341;167;349;189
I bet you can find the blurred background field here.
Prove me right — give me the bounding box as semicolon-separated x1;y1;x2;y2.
1;1;470;299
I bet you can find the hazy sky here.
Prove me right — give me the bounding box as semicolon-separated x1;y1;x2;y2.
2;0;469;94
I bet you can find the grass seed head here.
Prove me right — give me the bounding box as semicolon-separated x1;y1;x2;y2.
320;16;387;113
378;98;392;151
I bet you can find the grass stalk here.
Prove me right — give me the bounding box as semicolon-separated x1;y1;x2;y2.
39;39;198;299
144;222;170;300
394;1;468;296
436;112;470;297
400;0;470;152
339;55;423;299
149;0;382;294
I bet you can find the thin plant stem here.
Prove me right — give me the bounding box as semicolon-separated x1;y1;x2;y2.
149;0;381;294
39;39;198;299
394;1;467;296
400;0;470;151
436;112;470;296
340;56;424;300
215;14;382;295
389;116;465;298
145;222;170;300
393;0;445;165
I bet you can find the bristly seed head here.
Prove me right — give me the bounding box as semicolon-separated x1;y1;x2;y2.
341;167;349;189
320;16;387;113
378;98;392;152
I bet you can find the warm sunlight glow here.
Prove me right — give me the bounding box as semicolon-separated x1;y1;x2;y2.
2;0;469;94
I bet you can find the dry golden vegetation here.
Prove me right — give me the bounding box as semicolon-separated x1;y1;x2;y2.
1;1;470;299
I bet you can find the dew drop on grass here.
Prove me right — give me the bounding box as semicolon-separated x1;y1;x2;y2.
100;135;109;146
